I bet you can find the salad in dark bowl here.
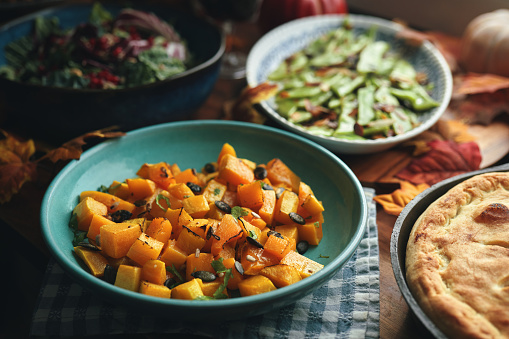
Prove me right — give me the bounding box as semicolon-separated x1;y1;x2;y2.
0;2;224;142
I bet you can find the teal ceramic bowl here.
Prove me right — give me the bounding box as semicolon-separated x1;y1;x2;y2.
41;120;367;320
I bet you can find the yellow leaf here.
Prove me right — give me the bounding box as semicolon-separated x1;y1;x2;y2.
374;181;430;216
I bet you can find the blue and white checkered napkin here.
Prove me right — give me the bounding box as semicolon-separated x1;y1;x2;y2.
31;188;380;338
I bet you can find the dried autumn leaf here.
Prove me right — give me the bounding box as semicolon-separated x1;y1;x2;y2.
396;140;482;185
224;82;279;124
374;181;430;216
0;130;37;203
43;127;126;163
448;89;509;125
455;73;509;95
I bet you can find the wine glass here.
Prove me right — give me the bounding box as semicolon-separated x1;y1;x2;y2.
192;0;262;79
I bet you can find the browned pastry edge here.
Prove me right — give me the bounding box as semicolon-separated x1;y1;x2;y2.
406;172;509;339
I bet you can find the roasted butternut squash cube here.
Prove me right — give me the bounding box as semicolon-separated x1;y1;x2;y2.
198;279;228;298
238;275;276;297
171;278;204;300
182;195;210;218
86;214;112;244
222;257;244;290
139;281;172;298
274;189;299;224
302;194;324;216
258;189;276;226
237;181;264;210
108;180;130;200
202;179;227;204
147;189;171;218
240;244;280;275
167;183;195;209
164;207;193;239
80;190;136;214
174;168;200;185
141;259;167;285
275;224;299;245
176;225;207;255
297;214;323;246
211;214;243;256
260;264;302;288
266;158;301;193
74;246;109;277
263;233;293;260
100;223;142;259
217;143;236;164
217;154;255;187
145;217;172;243
114;264;142;292
160;239;188;268
137;162;176;190
280;251;324;278
72;196;108;231
186;252;215;282
238;217;262;241
126;178;157;201
221;190;239;208
127;233;165;266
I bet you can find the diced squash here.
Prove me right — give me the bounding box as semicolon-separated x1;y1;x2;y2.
202;219;220;253
137;162;176;189
74;246;109;277
222;257;244;290
107;256;132;269
145;217;172;244
241;208;267;230
275;224;299;245
139;281;172;298
258;227;272;246
266;158;301;193
146;189;171;218
238;275;276;297
258;189;276;226
302;194;324;216
141;259;167;285
211;214;244;256
72;196;108;231
114;264;142;292
176;225;207;255
171;278;204;300
274;189;299;224
160;239;188;268
164;207;193;239
202;179;227;204
127;233;165;266
237;181;264;210
86;214;112;244
240;244;280;275
198;279;228;298
263;233;293;260
280;251;324;278
217;142;236;165
100;223;142;259
126;178;156;201
80;191;136;214
168;183;195;209
108;180;130;200
217;154;255;187
260;264;302;288
206;202;227;220
238;217;262;241
174;168;200;185
221;190;239;207
214;243;236;261
185;252;215;282
182;195;210;218
298;214;324;246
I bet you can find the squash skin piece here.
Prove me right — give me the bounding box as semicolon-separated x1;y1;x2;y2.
266;158;301;193
141;259;167;285
280;251;324;278
160;239;188;268
86;214;112;244
145;217;172;244
73;196;108;231
139;281;172;298
260;264;302;288
274;189;300;224
237;181;264;210
217;154;255;187
114;264;142;292
80;191;136;214
238;275;276;297
74;246;109;277
127;233;165;266
182;195;210;218
185;252;215;282
100;223;142;259
171;278;204;300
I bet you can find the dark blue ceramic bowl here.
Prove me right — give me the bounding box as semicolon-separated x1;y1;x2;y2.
0;3;224;143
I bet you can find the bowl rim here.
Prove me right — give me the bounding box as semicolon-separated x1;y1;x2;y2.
246;13;453;151
390;162;509;338
0;2;225;93
40;119;368;316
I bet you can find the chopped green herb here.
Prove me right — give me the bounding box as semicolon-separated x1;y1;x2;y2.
213;188;221;195
231;206;249;220
155;194;170;211
166;264;184;283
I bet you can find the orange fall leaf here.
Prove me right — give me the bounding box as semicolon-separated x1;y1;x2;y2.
374;181;430;216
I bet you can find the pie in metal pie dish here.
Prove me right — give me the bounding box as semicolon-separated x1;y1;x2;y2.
406;172;509;338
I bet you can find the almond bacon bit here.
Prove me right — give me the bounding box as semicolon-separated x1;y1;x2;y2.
354;123;364;136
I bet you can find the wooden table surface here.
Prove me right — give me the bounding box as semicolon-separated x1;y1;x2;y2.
2;6;507;339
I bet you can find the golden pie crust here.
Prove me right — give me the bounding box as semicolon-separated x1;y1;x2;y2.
406;172;509;339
